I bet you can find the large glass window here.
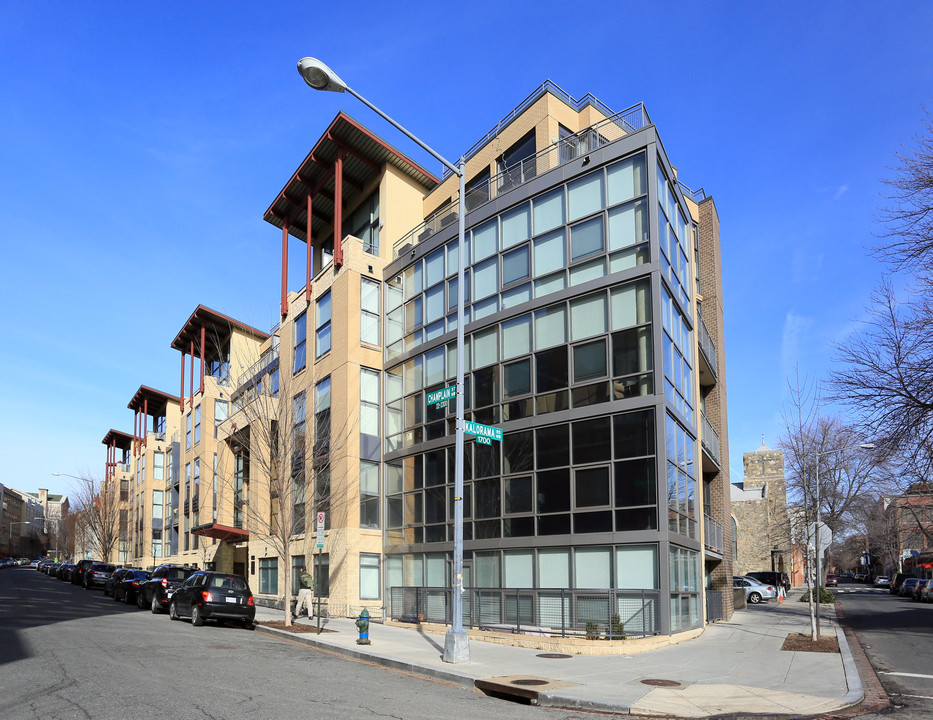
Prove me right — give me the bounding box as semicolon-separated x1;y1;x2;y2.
294;311;307;373
259;557;278;595
214;400;228;439
316;292;331;358
361;277;381;346
360;554;380;599
360;460;379;529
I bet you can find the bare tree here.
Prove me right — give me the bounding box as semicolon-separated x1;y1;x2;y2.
69;474;121;562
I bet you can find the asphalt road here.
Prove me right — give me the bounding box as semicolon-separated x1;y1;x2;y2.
0;567;606;720
835;578;933;720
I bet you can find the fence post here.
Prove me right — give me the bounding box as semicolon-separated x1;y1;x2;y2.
608;590;614;640
561;588;566;638
516;589;521;634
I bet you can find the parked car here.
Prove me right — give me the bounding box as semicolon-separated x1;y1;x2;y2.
140;564;197;613
825;574;838;587
921;581;933;603
733;575;778;604
169;571;255;628
71;559;95;586
57;563;76;581
84;563;116;589
899;577;920;597
113;569;150;604
104;568;135;597
873;576;891;588
0;558;13;569
912;578;931;601
746;571;790;593
46;562;61;576
891;573;910;595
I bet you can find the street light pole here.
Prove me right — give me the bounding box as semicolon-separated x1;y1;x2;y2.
297;57;470;663
812;442;874;638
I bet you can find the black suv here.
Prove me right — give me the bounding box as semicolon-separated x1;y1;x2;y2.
746;571;790;593
140;564;197;613
72;559;95;586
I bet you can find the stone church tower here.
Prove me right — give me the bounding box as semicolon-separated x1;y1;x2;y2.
731;440;792;577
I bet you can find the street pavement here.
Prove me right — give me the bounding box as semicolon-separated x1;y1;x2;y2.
256;588;868;718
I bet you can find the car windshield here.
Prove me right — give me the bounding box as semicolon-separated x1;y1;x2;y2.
167;569;188;581
208;575;249;592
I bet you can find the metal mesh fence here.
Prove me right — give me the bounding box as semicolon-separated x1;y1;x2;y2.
389;586;661;638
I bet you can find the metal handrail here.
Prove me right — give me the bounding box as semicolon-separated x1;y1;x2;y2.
394;103;651;258
696;315;718;379
704;513;724;554
701;412;721;465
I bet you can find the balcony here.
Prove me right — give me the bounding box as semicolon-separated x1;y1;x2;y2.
700;412;721;472
704;514;724;557
393;102;651;258
696;315;718;387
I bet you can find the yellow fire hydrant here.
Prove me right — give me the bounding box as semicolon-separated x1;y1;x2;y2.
355;608;371;645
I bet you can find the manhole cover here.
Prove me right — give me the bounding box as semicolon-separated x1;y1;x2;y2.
641;678;681;687
208;645;237;650
512;679;550;686
536;653;573;659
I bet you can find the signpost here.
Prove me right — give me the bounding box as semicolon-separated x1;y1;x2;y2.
315;511;325;631
426;385;456;409
463;420;502;446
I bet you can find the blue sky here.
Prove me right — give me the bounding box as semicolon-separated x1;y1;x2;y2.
2;2;931;499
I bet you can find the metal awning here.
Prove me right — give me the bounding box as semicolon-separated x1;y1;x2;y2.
191;522;249;543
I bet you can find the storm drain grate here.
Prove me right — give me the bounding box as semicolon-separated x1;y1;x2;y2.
512;679;550;686
641;678;682;687
536;653;573;659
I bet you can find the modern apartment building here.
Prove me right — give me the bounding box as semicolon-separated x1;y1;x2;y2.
95;81;730;637
258;81;732;634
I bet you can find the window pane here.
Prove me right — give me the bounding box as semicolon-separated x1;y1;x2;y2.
612;327;653;376
573;339;607;382
536;426;569;469
472;218;498;262
504;549;534;587
537;469;570;512
576;547;611;588
616;544;658;589
568;171;605;221
614;458;656;506
570;293;607;341
535;347;567;392
570;216;604;261
575;467;610;508
361;277;380;313
472;257;498;300
502;245;530;286
425;247;445;287
569;257;606;286
607;153;647;205
503;359;531;398
613;409;655;459
533;187;565;234
573;416;612;464
534;304;566;350
501;283;531;309
503;432;533;475
608;198;648;250
473;326;498;368
425;284;444;324
501;313;532;360
534;271;566;298
360;368;379;402
610;280;651;330
533;228;566;277
537;548;569;587
316;292;331;328
501;202;530;249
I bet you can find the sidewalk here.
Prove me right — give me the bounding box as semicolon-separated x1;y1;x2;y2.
253;591;865;718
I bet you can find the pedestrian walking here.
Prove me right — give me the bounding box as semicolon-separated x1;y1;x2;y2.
294;565;314;619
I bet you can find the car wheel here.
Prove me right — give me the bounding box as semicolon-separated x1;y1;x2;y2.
124;591;133;605
137;591;147;609
242;620;254;631
151;595;162;614
192;604;204;627
748;592;762;604
114;588;121;602
169;600;179;621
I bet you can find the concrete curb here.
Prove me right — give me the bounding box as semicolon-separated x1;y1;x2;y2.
835;616;865;707
253;624;475;689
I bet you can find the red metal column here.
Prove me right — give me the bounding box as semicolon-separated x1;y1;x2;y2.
334;150;344;268
281;222;290;317
133;410;138;456
179;352;186;412
143;397;148;449
189;340;195;409
306;194;313;302
199;325;206;394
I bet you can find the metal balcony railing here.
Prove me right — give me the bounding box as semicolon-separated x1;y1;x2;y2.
697;314;718;381
701;412;721;466
389;586;660;638
394;102;651;258
704;513;724;555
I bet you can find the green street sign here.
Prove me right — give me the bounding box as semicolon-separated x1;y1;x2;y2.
464;420;502;445
426;385;456;407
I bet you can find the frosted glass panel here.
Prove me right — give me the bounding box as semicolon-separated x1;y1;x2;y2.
501;313;532;360
425;247;445;288
473;257;498;299
616;544;658;589
504;550;534;588
426;553;446;586
501;202;530;249
570;293;607;341
472;219;498;262
610;281;651;330
472;295;499;320
425;346;445;386
568;171;604;221
570;216;604;261
533;187;564;234
473;326;498;367
607;153;646;205
533;228;565;277
475;552;501;587
575;547;611;588
608;199;648;250
569;258;606;286
502;283;531;309
534;305;567;350
535;272;566;298
425;284;444;323
538;548;570;587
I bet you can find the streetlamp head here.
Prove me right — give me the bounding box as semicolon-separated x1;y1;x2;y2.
859;443;876;450
297;57;347;93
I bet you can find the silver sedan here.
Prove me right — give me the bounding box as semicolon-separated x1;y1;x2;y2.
733;575;779;604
